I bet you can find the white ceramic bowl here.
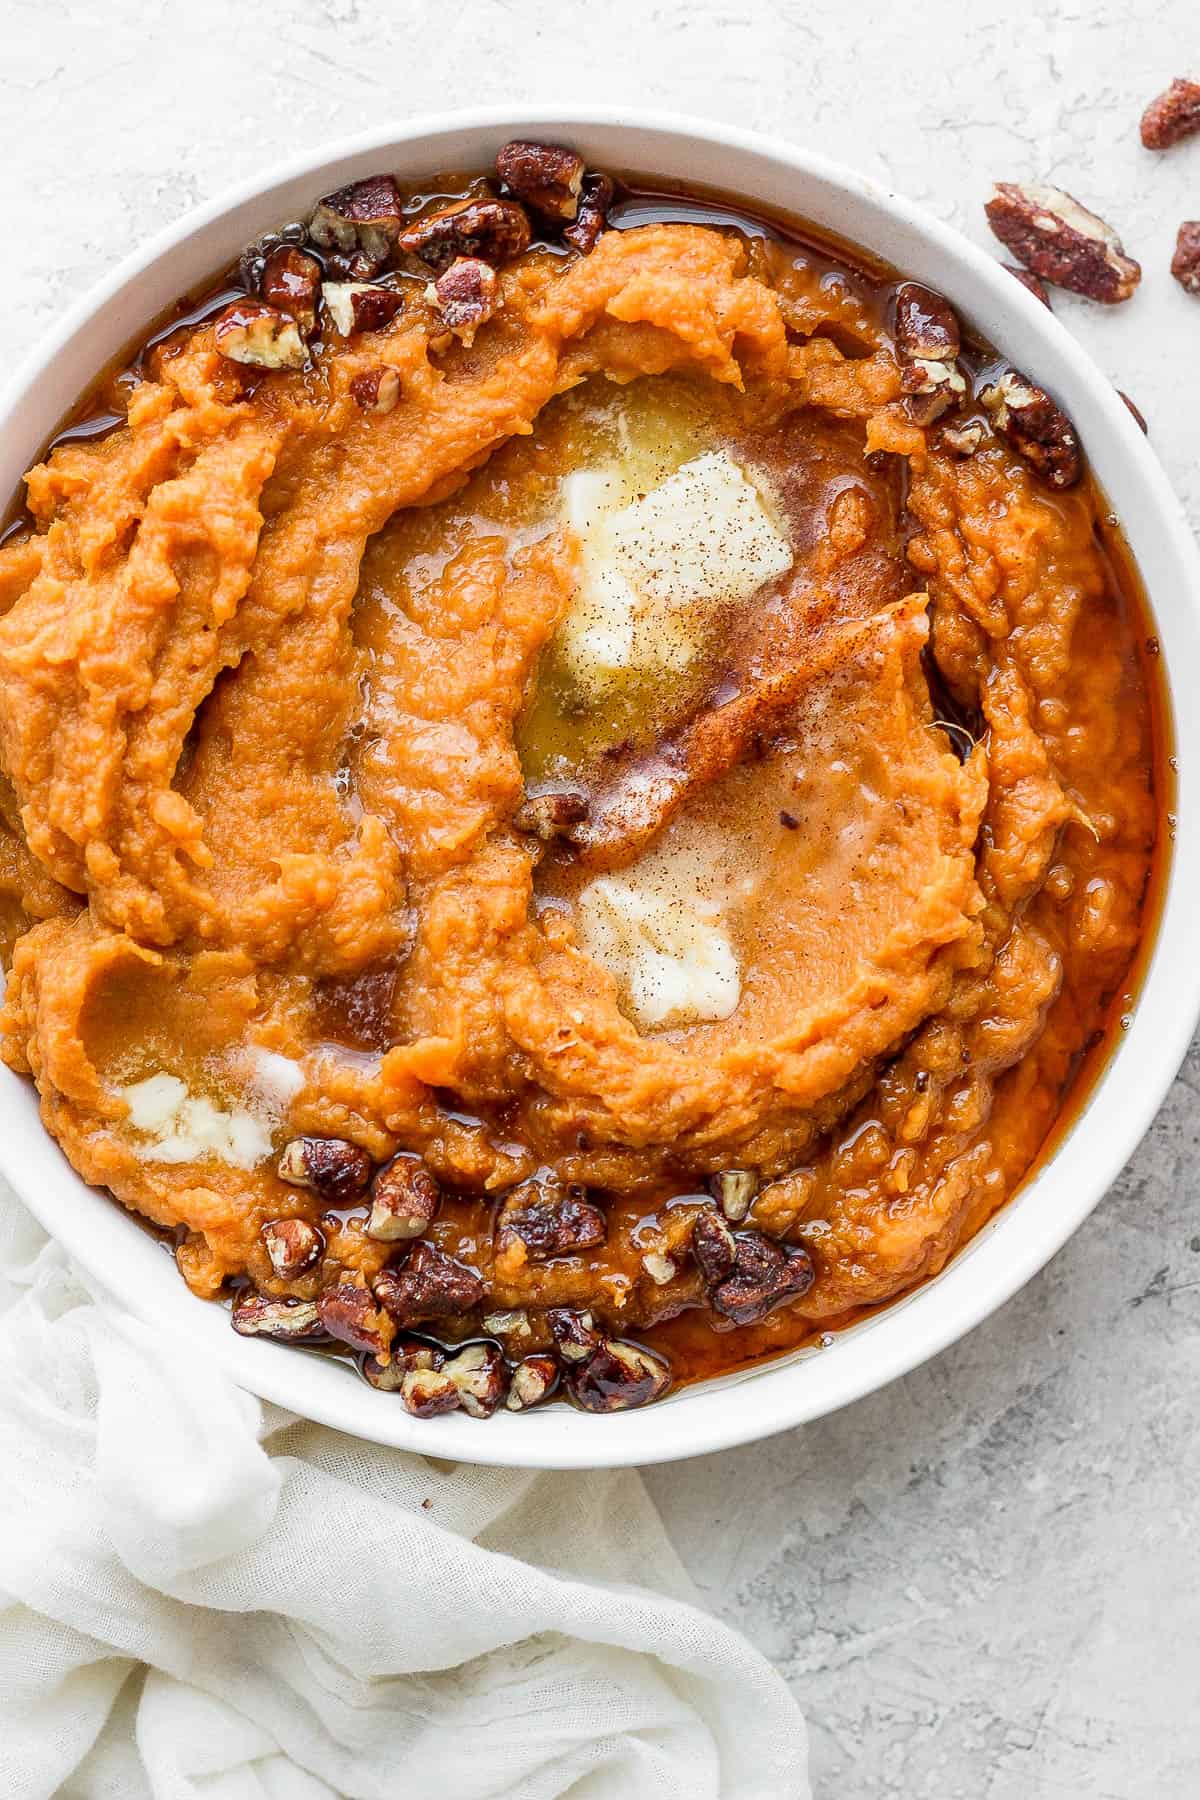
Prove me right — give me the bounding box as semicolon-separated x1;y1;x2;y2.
2;109;1197;1469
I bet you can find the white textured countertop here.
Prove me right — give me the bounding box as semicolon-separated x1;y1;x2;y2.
3;2;1198;1792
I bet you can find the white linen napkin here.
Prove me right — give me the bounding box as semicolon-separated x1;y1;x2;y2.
0;1186;809;1799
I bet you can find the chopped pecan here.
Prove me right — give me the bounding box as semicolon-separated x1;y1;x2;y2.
399;1365;462;1418
231;1290;323;1340
567;1338;671;1413
367;1155;441;1242
259;246;322;334
260;1216;324;1279
641;1252;676;1286
213;300;307;370
512;786;589;841
482;1307;532;1340
893;283;966;425
496;140;586;221
691;1208;737;1285
564;173;614;254
443;1342;508;1418
1003;263;1051;306
547;1307;601;1363
426;257;501;346
984;182;1141;303
1171;222;1200;294
277;1135;372;1205
349;366;401;415
710;1233;815;1327
316;1281;386;1354
322;281;405;336
361;1337;444;1391
373;1240;484;1325
941;420;986;458
709;1168;758;1223
1140;78;1200;150
308;174;403;271
980;370;1082;489
506;1352;559;1411
398;197;532;274
496;1180;607;1261
1118;390;1148;434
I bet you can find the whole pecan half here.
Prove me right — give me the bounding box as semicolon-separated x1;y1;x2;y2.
427;257;501;346
231;1290;323;1341
259;247;322;335
308;174;403;271
367;1155;441;1242
980;370;1082;490
277;1135;373;1205
260;1216;324;1279
1140;78;1200;150
506;1352;560;1411
567;1338;671;1413
317;1281;386;1355
373;1240;484;1325
496;140;586;221
564;174;615;254
214;301;307;370
398;198;532;274
496;1181;607;1262
322;281;405;336
691;1208;737;1286
1171;222;1200;294
710;1232;815;1327
984;182;1140;303
349;366;401;415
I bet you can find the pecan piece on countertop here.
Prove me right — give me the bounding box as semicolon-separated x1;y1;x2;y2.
277;1135;372;1205
349;366;401;416
1003;263;1051;306
426;257;501;346
563;173;614;254
1171;222;1200;294
214;300;307;370
1140;78;1200;150
399;1365;462;1418
709;1168;758;1224
322;280;405;336
367;1155;441;1242
980;370;1082;490
1118;390;1149;434
316;1281;387;1355
710;1233;815;1327
893;282;966;425
506;1352;560;1411
362;1336;444;1391
691;1208;737;1286
259;246;322;334
398;198;532;274
231;1290;323;1341
442;1342;508;1418
373;1240;484;1325
547;1307;601;1363
495;1180;607;1262
984;182;1141;303
496;140;586;221
308;173;403;271
261;1216;324;1279
567;1338;671;1414
511;785;589;841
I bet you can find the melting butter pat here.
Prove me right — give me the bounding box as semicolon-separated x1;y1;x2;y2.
559;450;792;693
121;1073;272;1170
576;836;743;1030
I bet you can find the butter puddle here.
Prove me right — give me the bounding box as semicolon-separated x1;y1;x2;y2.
121;1047;305;1170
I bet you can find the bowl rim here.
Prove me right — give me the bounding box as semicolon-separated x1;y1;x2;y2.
2;104;1198;1469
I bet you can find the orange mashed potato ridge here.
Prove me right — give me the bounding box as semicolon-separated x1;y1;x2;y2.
0;218;1158;1383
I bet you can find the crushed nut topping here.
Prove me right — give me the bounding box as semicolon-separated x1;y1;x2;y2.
893;283;967;426
373;1240;485;1324
277;1135;372;1204
349;365;401;415
231;1291;323;1340
399;1365;462;1418
261;1216;324;1279
709;1232;816;1326
362;1337;443;1391
367;1155;441;1242
496;140;586;221
259;247;322;335
322;281;405;336
941;420;986;458
566;1337;671;1413
426;256;502;346
495;1181;607;1261
398;197;532;273
213;301;307;370
709;1168;758;1223
564;173;614;254
512;786;589;841
547;1307;601;1363
1140;78;1200;150
316;1281;386;1355
506;1352;560;1411
691;1208;737;1285
308;174;403;271
641;1251;677;1286
442;1341;508;1418
984;182;1141;303
1171;222;1200;294
980;370;1082;490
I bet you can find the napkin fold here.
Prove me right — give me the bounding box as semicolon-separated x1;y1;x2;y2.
0;1191;809;1799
